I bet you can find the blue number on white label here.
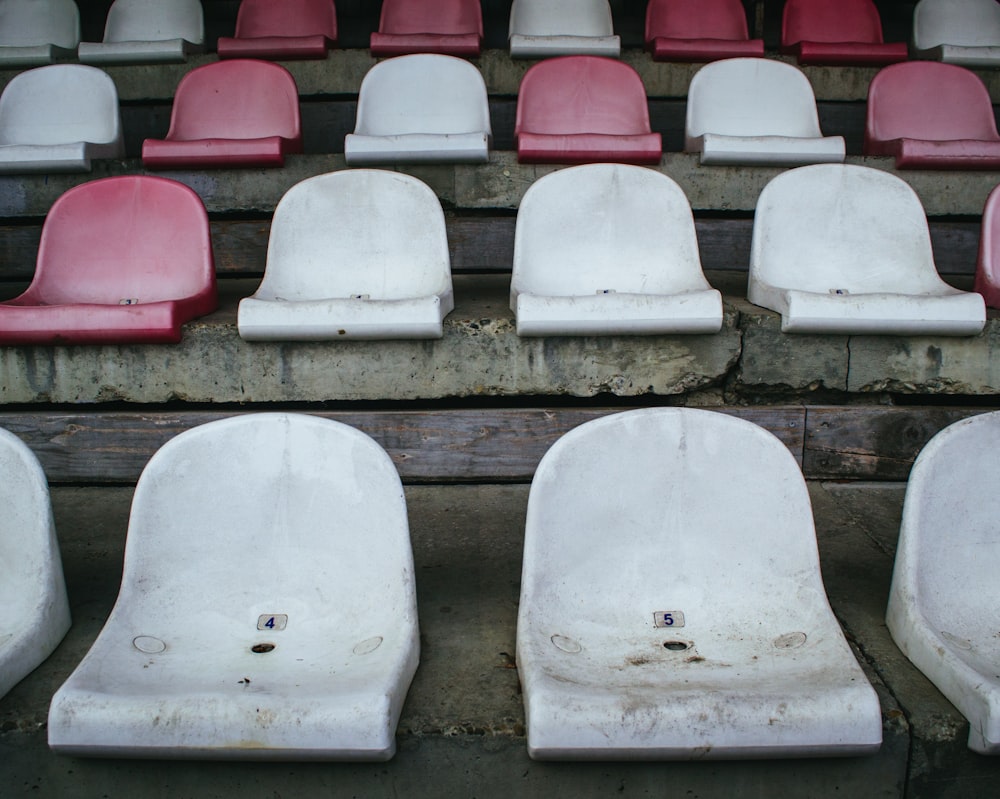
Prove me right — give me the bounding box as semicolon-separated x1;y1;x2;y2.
256;614;288;631
265;617;275;629
653;611;685;629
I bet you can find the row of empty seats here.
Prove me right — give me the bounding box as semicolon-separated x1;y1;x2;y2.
4;408;996;757
5;0;1000;66
6;55;1000;172
1;164;994;345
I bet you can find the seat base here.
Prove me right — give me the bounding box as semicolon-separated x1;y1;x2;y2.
509;34;620;59
0;43;76;68
516;132;662;165
649;37;764;62
344;132;490;165
913;43;1000;68
216;35;331;60
78;39;201;65
142;136;290;169
369;32;480;57
893;137;1000;170
787;41;908;66
696;133;845;167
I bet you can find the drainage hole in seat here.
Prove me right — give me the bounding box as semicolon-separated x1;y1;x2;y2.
663;640;689;651
251;643;276;654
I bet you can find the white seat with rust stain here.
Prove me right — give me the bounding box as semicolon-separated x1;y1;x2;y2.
508;0;620;58
344;54;491;165
887;411;1000;755
0;426;70;701
0;0;79;67
238;170;453;340
685;57;845;166
510;163;722;336
913;0;1000;67
0;64;124;173
48;413;419;760
748;164;985;335
78;0;204;64
517;408;882;760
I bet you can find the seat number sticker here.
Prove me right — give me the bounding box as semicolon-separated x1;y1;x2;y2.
653;611;685;628
257;614;288;631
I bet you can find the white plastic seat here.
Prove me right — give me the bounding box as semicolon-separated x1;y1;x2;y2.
913;0;1000;67
510;163;722;336
0;427;71;701
0;64;124;174
517;407;882;760
48;413;419;760
0;0;79;66
238;170;454;340
345;54;491;165
685;58;845;166
749;164;986;335
508;0;620;58
886;411;1000;755
78;0;204;64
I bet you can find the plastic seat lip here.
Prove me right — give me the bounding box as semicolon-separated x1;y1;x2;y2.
216;34;332;60
912;43;1000;66
786;40;909;66
344;132;491;165
77;38;203;65
509;33;621;59
369;32;481;57
0;43;77;66
141;136;295;170
649;36;764;62
695;132;845;166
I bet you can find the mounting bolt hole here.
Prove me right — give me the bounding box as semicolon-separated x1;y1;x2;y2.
251;643;275;654
663;640;689;651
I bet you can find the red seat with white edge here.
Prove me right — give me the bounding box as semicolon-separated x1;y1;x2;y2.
142;60;302;169
645;0;764;62
864;61;1000;169
217;0;337;60
370;0;482;57
0;176;217;345
781;0;907;66
975;184;1000;308
515;56;661;165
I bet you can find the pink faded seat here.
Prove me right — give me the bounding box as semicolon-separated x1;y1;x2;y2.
864;61;1000;169
0;176;217;345
975;184;1000;308
781;0;907;66
370;0;482;57
645;0;763;62
142;60;302;169
516;56;661;165
217;0;337;60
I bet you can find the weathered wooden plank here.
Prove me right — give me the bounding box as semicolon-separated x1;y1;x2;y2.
0;407;804;484
803;406;994;481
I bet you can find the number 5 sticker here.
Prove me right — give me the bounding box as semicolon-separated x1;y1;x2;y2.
653;611;685;628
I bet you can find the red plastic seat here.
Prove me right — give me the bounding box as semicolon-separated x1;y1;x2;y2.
0;176;217;345
864;61;1000;169
975;184;1000;308
142;60;302;169
781;0;907;66
217;0;337;60
370;0;482;57
515;56;662;165
645;0;764;62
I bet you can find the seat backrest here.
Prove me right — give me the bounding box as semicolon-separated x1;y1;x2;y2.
378;0;482;37
522;408;823;625
116;414;414;630
512;163;707;296
103;0;203;44
866;61;999;144
516;55;651;136
509;0;614;39
165;59;300;142
750;164;945;295
0;64;120;146
256;170;451;302
645;0;749;42
24;175;213;305
354;54;490;137
783;0;885;46
686;58;824;139
234;0;337;40
913;0;1000;50
0;0;79;48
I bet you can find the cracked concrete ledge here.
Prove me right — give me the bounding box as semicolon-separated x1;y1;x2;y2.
2;278;999;405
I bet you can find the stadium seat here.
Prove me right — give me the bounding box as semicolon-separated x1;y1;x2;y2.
913;0;1000;68
515;55;661;165
644;0;764;62
0;64;124;174
0;0;79;67
238;170;454;340
142;60;302;169
864;61;1000;169
48;413;420;760
517;407;883;760
0;426;70;701
748;164;986;335
508;0;620;58
685;58;845;166
78;0;204;64
886;411;1000;754
975;184;1000;307
510;163;722;336
217;0;337;60
345;54;490;164
781;0;907;66
0;175;217;345
370;0;482;57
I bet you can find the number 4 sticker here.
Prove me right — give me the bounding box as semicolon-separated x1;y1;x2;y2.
257;614;288;631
